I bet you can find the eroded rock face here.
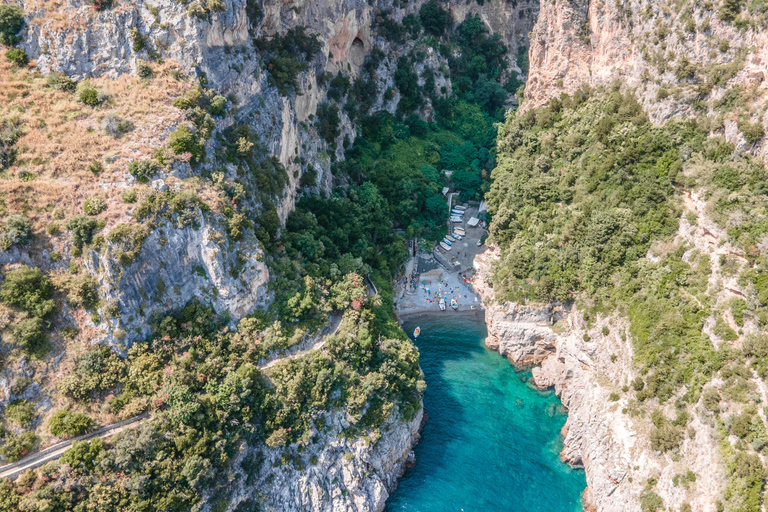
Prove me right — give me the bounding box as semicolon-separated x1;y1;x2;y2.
227;407;424;512
86;216;269;347
525;0;768;157
485;303;726;512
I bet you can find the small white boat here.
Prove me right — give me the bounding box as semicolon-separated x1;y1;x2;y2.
439;298;446;311
452;233;462;240
454;205;467;211
440;242;451;251
414;326;420;338
445;235;456;242
451;298;458;310
476;240;483;247
442;238;452;246
454;228;465;236
450;217;463;223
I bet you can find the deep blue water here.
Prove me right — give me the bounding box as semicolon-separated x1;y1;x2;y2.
386;315;586;512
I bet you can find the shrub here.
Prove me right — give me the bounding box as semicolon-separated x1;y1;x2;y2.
4;400;34;427
49;410;94;438
122;189;137;203
136;59;153;79
46;73;77;91
60;439;103;471
738;120;765;145
208;95;227;116
78;86;102;107
106;223;147;264
650;423;682;452
101;114;134;138
419;0;453;37
0;431;37;461
5;49;28;67
316;102;340;144
59;346;125;401
0;266;55;318
86;0;113;11
0;116;22;171
168;125;201;159
702;387;721;411
66;215;99;248
0;4;24;46
2;215;32;248
83;196;107;216
9;376;30;396
65;274;99;310
11;317;47;352
731;410;753;438
127;159;159;183
719;0;745;21
129;27;146;52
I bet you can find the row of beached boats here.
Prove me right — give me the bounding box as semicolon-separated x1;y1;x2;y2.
413;297;459;337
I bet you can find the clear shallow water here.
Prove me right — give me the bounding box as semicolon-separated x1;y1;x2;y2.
386;315;586;512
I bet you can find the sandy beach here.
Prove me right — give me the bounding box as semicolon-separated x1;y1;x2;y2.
395;202;494;320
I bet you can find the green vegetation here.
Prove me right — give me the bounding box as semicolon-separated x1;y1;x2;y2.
0;116;22;171
254;27;321;95
1;214;32;249
83;195;107;216
4;400;34;428
48;410;94;438
488;82;768;510
127;159;159;183
66;215;99;249
78;84;103;107
5;48;28;67
0;4;24;46
0;266;55;319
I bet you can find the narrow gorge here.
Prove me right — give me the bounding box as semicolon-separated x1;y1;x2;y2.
0;0;768;511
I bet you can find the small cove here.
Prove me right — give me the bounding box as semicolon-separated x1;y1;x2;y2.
386;315;586;511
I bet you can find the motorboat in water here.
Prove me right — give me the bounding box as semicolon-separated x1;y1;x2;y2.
414;326;420;338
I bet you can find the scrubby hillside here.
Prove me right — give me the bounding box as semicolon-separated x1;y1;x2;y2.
486;82;768;511
0;0;536;509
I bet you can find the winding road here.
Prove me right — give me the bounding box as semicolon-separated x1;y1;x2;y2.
0;312;347;480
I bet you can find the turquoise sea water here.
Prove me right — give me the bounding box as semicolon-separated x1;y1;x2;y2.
386;314;586;512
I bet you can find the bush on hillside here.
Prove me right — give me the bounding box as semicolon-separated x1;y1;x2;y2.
0;4;24;46
5;49;28;67
11;317;47;353
0;266;55;318
49;410;94;438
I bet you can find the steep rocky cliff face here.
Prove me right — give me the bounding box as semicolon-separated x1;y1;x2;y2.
525;0;768;158
226;407;423;512
0;0;539;510
485;302;727;512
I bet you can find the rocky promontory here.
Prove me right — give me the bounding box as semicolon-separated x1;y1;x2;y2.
485;302;726;512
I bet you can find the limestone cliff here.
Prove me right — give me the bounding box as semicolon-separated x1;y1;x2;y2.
526;0;768;159
485;302;727;512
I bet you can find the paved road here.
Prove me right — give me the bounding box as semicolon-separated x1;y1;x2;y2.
259;312;343;370
0;313;350;478
0;414;147;480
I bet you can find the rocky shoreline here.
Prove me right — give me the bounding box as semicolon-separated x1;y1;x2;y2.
484;302;726;512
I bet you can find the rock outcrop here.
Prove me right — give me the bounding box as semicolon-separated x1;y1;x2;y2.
485;302;727;512
525;0;768;158
226;407;424;512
